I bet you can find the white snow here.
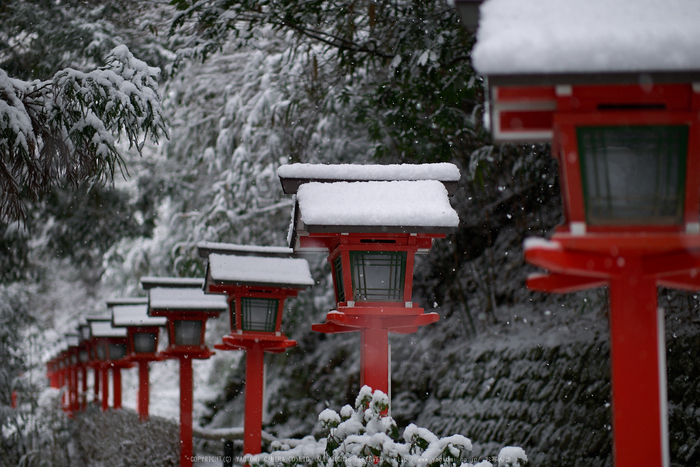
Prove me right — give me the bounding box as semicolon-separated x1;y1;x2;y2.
472;0;700;75
198;241;293;256
498;446;528;466
522;236;562;251
111;303;167;327
207;253;314;288
296;181;459;228
90;320;128;338
278;162;460;181
148;287;228;312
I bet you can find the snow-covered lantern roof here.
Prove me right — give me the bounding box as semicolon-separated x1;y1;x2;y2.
142;277;227;359
277;163;459;395
109;298;167;360
468;0;700;237
198;242;313;352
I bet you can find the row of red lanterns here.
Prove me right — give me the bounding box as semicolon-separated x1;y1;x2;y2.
45;165;462;467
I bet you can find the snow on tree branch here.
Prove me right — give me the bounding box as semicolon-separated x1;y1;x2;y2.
0;45;167;222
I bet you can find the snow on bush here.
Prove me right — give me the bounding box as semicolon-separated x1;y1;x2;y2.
245;386;527;467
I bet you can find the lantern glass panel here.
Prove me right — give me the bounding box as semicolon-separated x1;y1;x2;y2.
96;343;106;361
79;350;88;363
81;326;90;341
174;320;202;347
241;297;279;332
333;255;345;303
578;125;687;225
350;251;407;302
133;332;157;353
71;354;77;365
108;343;127;361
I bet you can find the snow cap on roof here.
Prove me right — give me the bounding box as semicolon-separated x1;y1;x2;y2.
197;241;293;258
148;287;228;313
207;253;314;289
295;180;459;231
278;163;460;195
112;303;167;327
90;320;127;338
472;0;700;77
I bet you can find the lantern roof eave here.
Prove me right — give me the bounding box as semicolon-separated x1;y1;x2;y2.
140;276;204;290
485;70;700;88
277;163;460;195
106;297;148;307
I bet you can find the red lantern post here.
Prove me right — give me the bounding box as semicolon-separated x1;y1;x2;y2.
109;298;167;422
278;163;460;396
464;1;700;465
198;242;314;455
142;277;227;467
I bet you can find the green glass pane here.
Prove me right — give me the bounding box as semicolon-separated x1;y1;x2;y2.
350;251;407;302
578;125;687;225
333;255;345;303
174;320;202;346
241;297;279;332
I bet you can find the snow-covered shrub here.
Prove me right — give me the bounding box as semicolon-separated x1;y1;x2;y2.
246;386;527;467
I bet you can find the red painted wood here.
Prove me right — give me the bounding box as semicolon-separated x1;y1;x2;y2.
361;327;389;395
527;272;608;293
499;110;554;132
180;356;194;467
112;367;122;410
101;366;109;412
244;345;265;455
138;360;150;421
495;85;556;102
609;273;667;467
94;366;100;405
81;366;88;411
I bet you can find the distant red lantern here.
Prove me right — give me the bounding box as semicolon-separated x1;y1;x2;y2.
278;163;460;397
109;298;167;422
142;277;227;467
198;242;314;455
88;319;132;411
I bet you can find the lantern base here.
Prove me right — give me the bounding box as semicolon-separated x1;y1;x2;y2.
524;233;700;467
312;307;439;335
159;347;215;360
217;332;297;353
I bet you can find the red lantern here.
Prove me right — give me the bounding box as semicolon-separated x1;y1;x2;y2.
198;242;314;455
110;298;167;421
88;320;132;411
278;163;460;397
467;1;700;465
142;277;227;467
